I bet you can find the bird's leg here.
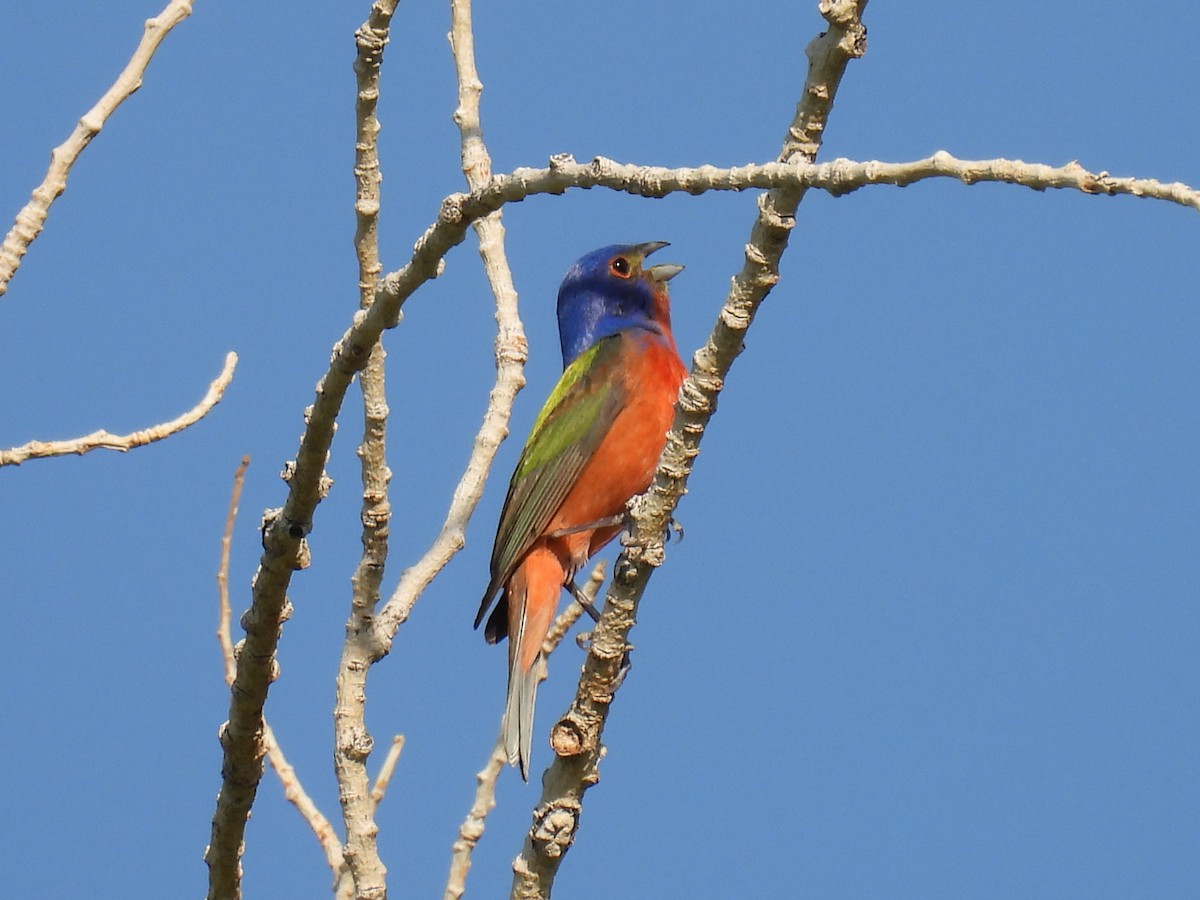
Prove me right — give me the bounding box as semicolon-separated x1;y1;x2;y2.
567;581;632;685
547;514;624;538
567;579;602;623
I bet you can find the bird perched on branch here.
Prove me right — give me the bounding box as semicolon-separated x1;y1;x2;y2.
475;241;688;779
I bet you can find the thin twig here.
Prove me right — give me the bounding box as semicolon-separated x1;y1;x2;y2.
0;0;196;297
263;724;346;875
1;351;237;467
370;735;406;808
216;455;251;684
509;4;872;897
444;740;508;900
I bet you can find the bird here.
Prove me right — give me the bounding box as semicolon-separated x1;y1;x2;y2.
474;241;688;779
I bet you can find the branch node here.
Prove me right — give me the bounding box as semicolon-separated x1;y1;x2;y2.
440;193;468;224
531;802;582;859
337;724;376;763
549;718;585;758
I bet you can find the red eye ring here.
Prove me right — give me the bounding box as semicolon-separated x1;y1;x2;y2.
609;256;632;278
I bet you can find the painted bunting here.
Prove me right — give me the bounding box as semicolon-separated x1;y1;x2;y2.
474;241;688;779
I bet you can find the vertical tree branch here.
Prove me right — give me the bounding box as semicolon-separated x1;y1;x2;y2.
335;736;407;900
334;3;401;900
369;0;528;648
216;457;347;880
510;3;871;897
0;0;196;297
216;456;252;685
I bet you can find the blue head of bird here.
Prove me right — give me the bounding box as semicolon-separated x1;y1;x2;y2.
555;241;683;367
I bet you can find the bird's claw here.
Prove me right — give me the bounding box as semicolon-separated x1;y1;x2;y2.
613;647;633;689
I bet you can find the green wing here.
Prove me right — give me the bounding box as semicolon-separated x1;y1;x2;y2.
475;335;626;628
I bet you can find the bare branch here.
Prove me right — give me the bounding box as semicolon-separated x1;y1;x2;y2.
433;152;1200;218
215;457;346;883
332;738;405;900
370;0;528;651
331;3;401;899
509;4;872;896
263;724;346;876
0;0;196;297
0;351;237;467
444;741;508;900
370;735;406;808
368;133;1198;649
783;150;1200;206
216;455;251;684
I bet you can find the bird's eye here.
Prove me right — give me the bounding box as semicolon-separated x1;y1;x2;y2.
610;256;632;278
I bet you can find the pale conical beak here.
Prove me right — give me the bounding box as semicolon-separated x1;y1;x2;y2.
646;262;684;283
637;241;683;284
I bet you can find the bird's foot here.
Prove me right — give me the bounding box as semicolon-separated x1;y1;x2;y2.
613;647;633;689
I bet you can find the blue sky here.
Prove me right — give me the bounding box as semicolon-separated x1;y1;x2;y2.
2;2;1197;898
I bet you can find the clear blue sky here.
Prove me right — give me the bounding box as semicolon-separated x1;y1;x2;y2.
2;2;1197;897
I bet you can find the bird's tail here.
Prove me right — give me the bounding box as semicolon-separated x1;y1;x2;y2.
501;546;563;780
502;651;539;781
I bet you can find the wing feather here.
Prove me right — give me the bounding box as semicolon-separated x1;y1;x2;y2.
474;336;626;629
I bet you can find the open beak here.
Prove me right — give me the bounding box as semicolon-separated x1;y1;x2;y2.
638;240;684;284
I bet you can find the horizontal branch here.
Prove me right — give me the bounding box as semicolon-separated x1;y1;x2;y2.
0;351;237;467
438;151;1200;218
803;151;1200;205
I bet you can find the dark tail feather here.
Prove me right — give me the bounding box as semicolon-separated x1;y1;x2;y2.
474;579;502;632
